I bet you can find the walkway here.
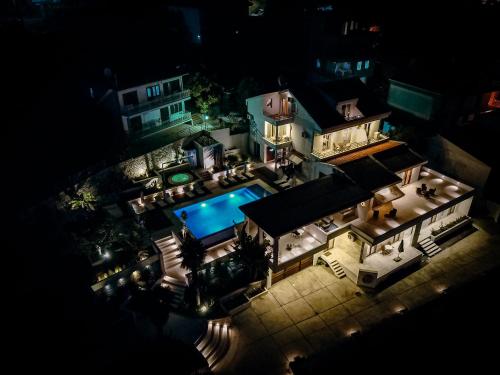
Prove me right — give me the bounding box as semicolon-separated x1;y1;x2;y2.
218;227;500;374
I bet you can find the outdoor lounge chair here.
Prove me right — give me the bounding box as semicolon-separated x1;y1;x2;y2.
227;175;238;184
195;185;205;195
243;171;255;179
184;187;196;198
218;175;230;188
144;201;155;211
164;192;175;205
236;172;248;181
274;176;288;185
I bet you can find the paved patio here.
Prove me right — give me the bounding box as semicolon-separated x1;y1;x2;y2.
217;227;500;374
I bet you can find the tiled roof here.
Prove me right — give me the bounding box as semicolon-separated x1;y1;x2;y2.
240;173;372;238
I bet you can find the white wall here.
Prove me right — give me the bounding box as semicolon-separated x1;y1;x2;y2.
210;128;249;155
246;91;321;169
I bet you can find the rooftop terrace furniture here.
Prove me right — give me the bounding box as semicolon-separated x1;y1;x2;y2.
145;201;155;211
421;183;427;192
195;185;205;195
384;208;397;218
382;244;393;255
416;187;423;196
243;171;255;179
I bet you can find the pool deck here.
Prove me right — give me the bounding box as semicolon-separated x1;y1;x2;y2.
164;178;278;235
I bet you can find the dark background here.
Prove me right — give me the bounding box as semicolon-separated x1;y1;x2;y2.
5;0;499;373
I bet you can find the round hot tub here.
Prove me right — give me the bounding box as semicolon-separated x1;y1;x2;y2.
168;172;193;185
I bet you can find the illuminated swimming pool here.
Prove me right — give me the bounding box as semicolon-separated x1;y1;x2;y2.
174;184;271;239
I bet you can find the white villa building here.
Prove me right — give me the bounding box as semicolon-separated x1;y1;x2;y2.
243;79;474;288
246;79;391;180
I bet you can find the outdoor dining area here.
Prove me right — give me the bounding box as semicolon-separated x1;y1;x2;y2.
278;228;323;264
416;183;438;199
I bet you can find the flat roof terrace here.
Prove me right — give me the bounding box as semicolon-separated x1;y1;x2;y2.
351;167;474;244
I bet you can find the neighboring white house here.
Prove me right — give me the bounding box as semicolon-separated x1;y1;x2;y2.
116;73;192;138
246;79;392;180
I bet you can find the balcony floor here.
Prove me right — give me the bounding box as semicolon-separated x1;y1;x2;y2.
352;168;473;241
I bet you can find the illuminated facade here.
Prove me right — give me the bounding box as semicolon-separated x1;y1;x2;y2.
117;74;192;138
246;79;391;180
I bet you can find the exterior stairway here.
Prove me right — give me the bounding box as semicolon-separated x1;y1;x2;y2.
320;252;346;279
418;237;443;257
194;318;232;370
156;235;186;309
155;235;182;271
160;275;186;309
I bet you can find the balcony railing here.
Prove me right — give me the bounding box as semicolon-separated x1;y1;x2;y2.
263;111;295;126
130;112;192;139
263;135;293;147
311;133;389;160
122;90;190;116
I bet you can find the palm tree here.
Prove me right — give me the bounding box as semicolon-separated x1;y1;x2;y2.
179;233;207;306
180;210;188;239
234;222;271;282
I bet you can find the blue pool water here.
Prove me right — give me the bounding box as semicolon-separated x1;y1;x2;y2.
174;184;271;239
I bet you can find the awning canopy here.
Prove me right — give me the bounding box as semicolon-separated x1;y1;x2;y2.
288;154;303;165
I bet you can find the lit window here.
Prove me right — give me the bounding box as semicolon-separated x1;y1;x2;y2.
364;60;370;69
357;61;362;71
146;85;161;100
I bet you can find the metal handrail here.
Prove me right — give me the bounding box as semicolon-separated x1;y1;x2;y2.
122;89;191;116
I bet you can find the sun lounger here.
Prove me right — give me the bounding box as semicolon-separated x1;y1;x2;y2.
280;181;292;189
218;176;230;187
164;193;175;205
244;171;255;179
156;200;167;207
227;175;238;184
274;176;288;185
185;189;195;198
236;173;248;181
195;186;205;195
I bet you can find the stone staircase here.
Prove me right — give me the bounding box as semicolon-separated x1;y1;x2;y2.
155;235;182;271
194;318;232;370
155;235;186;309
320;252;346;279
160;275;186;309
418;237;443;257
